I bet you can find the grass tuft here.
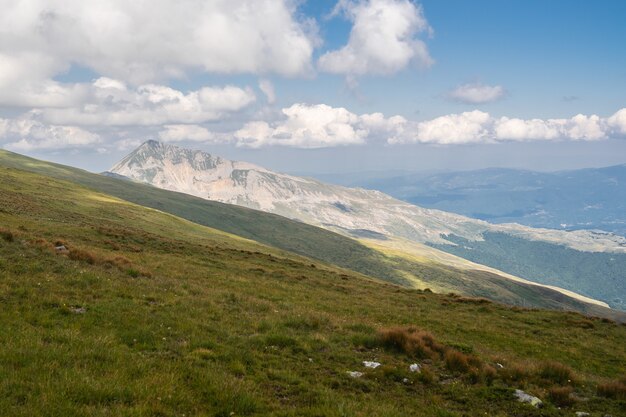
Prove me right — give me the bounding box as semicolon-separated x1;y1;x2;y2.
548;386;575;406
537;361;576;384
0;228;15;242
597;380;626;399
378;326;445;359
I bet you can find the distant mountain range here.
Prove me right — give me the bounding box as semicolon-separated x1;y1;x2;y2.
106;140;626;310
345;165;626;237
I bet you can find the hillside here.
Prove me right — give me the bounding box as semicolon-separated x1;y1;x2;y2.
106;141;626;310
352;166;626;236
1;149;620;318
1;163;626;416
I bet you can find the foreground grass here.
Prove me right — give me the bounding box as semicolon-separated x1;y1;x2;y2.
0;166;625;416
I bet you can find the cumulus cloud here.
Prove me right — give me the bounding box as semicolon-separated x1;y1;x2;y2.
318;0;433;78
608;108;626;134
447;83;505;104
38;78;256;126
391;108;626;145
0;118;100;151
259;79;276;104
159;125;218;143
0;0;317;88
234;103;402;148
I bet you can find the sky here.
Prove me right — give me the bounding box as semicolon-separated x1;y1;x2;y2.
1;0;625;174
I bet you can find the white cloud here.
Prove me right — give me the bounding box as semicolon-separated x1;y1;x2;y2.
318;0;433;77
407;110;492;144
234;103;400;148
0;0;317;88
259;79;276;104
0;118;100;151
38;78;256;126
391;108;626;145
608;108;626;134
448;83;505;104
158;125;217;143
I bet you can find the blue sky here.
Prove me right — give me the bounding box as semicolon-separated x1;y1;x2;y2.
1;0;625;174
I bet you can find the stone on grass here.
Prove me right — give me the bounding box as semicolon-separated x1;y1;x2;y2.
409;363;421;373
347;371;363;378
514;389;542;408
363;361;381;369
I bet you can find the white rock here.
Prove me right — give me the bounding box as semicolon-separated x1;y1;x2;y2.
409;363;421;373
575;413;590;417
514;389;543;408
363;361;381;369
347;371;363;378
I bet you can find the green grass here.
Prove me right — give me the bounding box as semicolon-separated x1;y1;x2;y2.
1;150;623;320
0;163;625;415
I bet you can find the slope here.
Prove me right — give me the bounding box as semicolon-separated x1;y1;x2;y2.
1;164;626;416
107;141;626;310
1;149;620;317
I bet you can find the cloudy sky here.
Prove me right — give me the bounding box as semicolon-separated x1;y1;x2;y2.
1;0;625;174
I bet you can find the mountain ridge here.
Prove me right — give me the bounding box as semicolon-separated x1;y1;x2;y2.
107;140;626;310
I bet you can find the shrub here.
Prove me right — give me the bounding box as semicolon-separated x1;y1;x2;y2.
548;386;575;406
378;326;445;359
597;380;626;399
538;361;576;384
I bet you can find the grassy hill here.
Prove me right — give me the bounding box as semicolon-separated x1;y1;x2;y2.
1;162;626;415
431;233;626;311
0;150;621;319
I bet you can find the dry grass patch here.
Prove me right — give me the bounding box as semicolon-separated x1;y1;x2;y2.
597;379;626;399
537;361;577;384
0;227;14;242
548;386;575;406
378;326;446;359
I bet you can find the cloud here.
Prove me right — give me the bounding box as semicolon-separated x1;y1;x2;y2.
0;0;317;88
608;108;626;134
401;110;493;144
447;83;505;104
158;125;218;143
259;79;276;104
38;78;256;126
318;0;433;77
234;103;402;148
0;118;100;151
391;108;626;145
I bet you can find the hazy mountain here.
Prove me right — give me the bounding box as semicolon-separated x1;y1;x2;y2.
109;141;626;252
349;166;626;236
108;141;626;309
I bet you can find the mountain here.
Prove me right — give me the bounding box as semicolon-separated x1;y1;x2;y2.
2;148;616;317
350;166;626;236
108;140;626;310
3;156;626;416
